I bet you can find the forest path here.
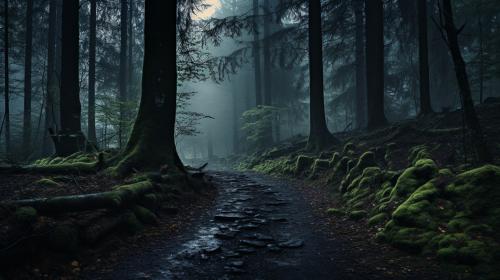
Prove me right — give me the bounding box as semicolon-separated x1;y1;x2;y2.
86;172;428;280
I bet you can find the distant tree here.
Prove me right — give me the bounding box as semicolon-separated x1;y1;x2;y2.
439;0;492;163
354;0;366;129
23;0;33;156
253;0;262;106
119;0;129;148
365;0;387;129
88;0;97;145
417;0;433;115
306;0;338;151
3;0;10;156
263;0;272;106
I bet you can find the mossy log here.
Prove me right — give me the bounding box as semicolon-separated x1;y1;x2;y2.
3;180;154;214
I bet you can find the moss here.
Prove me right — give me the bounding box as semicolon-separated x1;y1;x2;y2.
48;225;79;253
295;155;315;175
408;145;432;166
254;157;294;175
326;208;345;216
14;206;37;225
348;210;367;220
368;213;388;226
327;156;350;183
310;159;331;178
329;152;340;168
389;159;438;200
34;178;61;187
392;200;436;228
340;152;377;193
133;205;158;225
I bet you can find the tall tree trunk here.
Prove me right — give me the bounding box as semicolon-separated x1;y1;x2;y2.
354;0;366;129
252;0;262;106
306;0;337;151
441;0;491;163
418;0;433;115
128;0;134;100
54;0;62;128
88;0;97;145
43;0;57;155
3;0;10;156
119;0;129;149
56;0;85;156
263;0;272;106
23;0;33;157
114;0;181;176
365;0;387;129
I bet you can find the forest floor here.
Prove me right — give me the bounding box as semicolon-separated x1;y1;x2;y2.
82;171;450;280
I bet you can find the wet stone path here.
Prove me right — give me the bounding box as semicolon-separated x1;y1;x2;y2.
92;172;350;279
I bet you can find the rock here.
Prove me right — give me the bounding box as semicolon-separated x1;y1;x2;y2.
238;223;259;230
240;239;267;248
222;251;241;258
237;247;256;254
224;266;245;274
278;239;304;248
214;213;245;221
253;233;274;241
269;216;288;222
214;231;237;240
267;244;282;252
202;245;221;254
227;260;244;268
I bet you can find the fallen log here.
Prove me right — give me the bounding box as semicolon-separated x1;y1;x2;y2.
2;180;154;215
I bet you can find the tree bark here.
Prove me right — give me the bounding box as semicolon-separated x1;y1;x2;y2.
42;0;58;156
441;0;491;163
365;0;387;129
252;0;262;106
3;0;10;157
306;0;337;151
128;0;134;100
88;0;97;145
119;0;129;148
114;0;181;176
354;0;366;129
418;0;433;115
23;0;33;156
58;0;85;156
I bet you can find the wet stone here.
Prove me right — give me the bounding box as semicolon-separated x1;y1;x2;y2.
238;223;259;230
227;260;245;268
237;247;256;254
214;213;245;221
224;266;245;274
253;233;273;241
202;245;222;254
267;244;282;253
269;216;288;222
214;231;237;240
240;239;267;248
278;239;304;248
222;251;241;258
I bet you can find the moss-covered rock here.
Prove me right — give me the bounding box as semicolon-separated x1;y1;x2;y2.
326;208;345;216
329;152;340;168
310;159;331;178
33;178;61;187
408;145;432;166
339;152;377;193
348;210;367;220
389;159;438;200
368;213;388;226
295;155;315;175
342;142;356;155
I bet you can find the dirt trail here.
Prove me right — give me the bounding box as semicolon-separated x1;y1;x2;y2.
85;172;444;280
